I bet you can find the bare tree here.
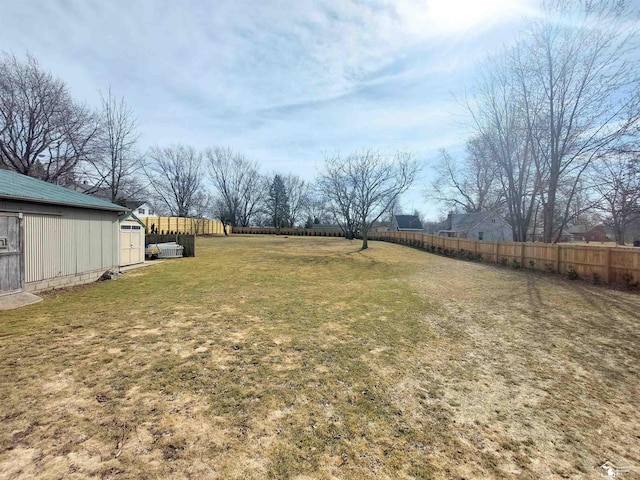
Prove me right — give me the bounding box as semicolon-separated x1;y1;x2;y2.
469;51;541;242
517;0;640;242
205;146;263;227
81;88;144;202
302;191;333;226
190;190;214;234
0;52;100;186
464;0;640;242
428;136;502;214
318;149;421;249
283;174;309;227
590;150;640;244
146;145;202;217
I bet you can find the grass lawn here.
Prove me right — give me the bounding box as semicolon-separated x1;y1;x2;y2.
0;236;638;479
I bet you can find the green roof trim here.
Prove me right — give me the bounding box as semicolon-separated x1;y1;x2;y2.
0;169;127;212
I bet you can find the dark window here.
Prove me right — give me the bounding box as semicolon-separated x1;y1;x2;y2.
478;231;484;241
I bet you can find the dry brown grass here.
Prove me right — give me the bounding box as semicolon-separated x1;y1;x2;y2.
0;235;638;479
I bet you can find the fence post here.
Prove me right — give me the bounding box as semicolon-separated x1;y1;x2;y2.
556;244;561;273
604;247;611;283
520;243;525;267
495;242;499;264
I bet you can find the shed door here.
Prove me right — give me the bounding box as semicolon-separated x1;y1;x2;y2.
0;213;22;295
120;224;143;266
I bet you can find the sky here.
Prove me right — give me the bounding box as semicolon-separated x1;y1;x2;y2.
1;0;543;218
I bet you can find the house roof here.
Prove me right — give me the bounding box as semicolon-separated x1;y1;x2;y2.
123;200;147;210
393;215;423;230
450;212;508;232
0;169;128;212
568;224;589;234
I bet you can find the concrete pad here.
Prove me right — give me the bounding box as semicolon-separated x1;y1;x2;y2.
0;292;43;311
120;260;163;273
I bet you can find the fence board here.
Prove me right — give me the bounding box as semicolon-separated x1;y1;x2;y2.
369;231;640;288
139;216;228;235
233;227;343;237
226;228;640;286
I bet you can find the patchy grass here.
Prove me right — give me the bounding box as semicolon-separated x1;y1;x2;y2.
0;235;638;479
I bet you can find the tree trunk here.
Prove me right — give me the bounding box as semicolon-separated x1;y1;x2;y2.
614;225;625;245
361;228;369;250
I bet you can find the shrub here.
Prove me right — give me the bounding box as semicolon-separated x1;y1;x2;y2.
567;266;579;280
621;272;639;290
528;260;535;270
511;259;521;270
499;257;509;267
545;263;555;273
592;272;602;285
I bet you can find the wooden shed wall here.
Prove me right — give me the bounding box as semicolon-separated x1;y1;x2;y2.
0;200;120;288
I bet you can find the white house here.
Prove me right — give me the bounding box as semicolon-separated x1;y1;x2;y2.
438;212;511;241
124;201;156;218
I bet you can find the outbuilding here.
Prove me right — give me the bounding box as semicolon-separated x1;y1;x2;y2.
119;212;146;267
0;170;127;294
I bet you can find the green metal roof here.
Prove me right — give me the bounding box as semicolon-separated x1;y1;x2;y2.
0;169;128;212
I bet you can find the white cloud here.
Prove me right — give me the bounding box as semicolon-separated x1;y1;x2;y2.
0;0;535;210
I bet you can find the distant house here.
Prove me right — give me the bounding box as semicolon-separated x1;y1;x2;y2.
310;224;343;235
568;224;591;242
438;212;511;241
527;225;572;243
370;220;391;233
584;225;610;243
124;200;156;217
390;215;423;232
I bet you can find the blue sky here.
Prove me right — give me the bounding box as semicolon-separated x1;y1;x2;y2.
2;0;542;218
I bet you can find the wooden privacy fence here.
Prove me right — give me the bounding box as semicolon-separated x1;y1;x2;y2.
370;231;640;287
233;226;344;237
139;216;228;235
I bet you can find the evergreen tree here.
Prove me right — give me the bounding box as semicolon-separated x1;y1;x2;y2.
268;174;290;230
304;216;313;229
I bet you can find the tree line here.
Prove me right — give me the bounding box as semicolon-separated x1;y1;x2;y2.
147;145;419;250
429;0;640;245
3;0;638;246
0;52;420;250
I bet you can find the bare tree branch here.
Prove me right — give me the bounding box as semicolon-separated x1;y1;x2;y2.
146;145;202;217
318;149;421;249
0;52;100;186
205;146;263;227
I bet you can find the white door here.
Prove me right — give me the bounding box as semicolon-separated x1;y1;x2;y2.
120;224;144;266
